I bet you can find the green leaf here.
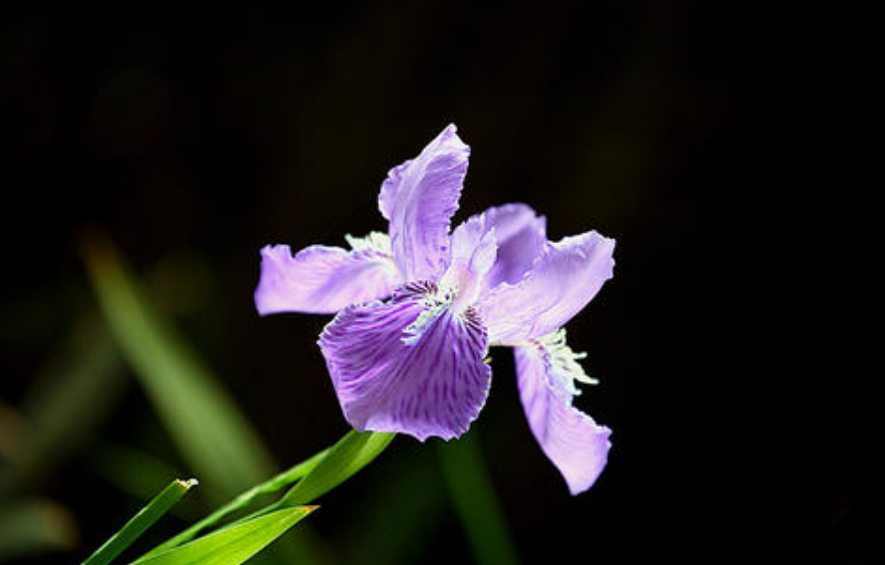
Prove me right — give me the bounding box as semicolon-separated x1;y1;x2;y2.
82;479;198;565
281;431;395;505
130;506;316;565
81;235;324;564
438;431;521;565
144;447;330;556
81;237;275;501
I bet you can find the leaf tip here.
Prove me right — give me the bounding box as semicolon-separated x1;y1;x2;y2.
177;478;199;490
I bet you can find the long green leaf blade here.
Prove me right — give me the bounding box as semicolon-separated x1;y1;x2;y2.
81;237;275;501
82;236;323;564
82;479;197;565
282;431;394;505
130;506;316;565
144;447;330;556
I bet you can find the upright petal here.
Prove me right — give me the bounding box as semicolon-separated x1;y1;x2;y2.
476;203;547;291
319;282;491;441
255;239;401;315
514;334;611;495
441;214;498;310
378;124;471;282
479;231;615;344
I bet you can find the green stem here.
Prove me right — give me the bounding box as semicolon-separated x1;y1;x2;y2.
142;449;328;558
82;479;197;565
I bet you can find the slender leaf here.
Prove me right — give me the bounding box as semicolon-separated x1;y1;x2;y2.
145;447;329;556
438;431;520;565
130;506;316;565
88;443;200;521
82;479;197;565
82;235;323;564
81;237;275;500
282;430;395;505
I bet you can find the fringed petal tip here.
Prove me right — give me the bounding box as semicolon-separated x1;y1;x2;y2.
514;337;612;496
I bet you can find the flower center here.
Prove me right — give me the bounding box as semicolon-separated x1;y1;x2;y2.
441;258;483;313
401;281;456;346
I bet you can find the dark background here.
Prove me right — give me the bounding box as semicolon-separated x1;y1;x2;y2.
1;1;878;564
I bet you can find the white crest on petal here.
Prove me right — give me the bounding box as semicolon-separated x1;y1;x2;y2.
345;231;392;255
531;329;597;400
401;281;456;346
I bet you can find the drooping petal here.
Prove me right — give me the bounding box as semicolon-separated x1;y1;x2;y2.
255;239;401;315
378;124;470;282
479;231;615;344
319;282;491;441
514;334;611;495
441;214;498;310
476;203;547;291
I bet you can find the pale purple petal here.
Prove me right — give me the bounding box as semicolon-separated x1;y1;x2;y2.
255;244;401;315
377;124;470;282
515;341;611;495
441;214;498;309
479;231;615;344
319;282;491;441
477;203;547;291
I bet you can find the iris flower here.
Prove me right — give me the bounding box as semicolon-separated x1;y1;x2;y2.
256;124;615;494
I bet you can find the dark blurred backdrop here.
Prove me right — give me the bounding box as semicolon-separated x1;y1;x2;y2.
1;1;878;564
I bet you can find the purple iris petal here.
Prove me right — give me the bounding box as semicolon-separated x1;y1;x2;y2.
443;214;498;309
319;283;491;441
255;244;401;315
378;124;470;282
257;125;618;495
479;231;615;344
515;341;611;495
476;203;547;291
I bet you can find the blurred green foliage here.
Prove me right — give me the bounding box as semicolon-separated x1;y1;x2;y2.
1;234;517;565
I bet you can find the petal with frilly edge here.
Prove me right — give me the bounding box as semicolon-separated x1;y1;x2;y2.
514;334;611;495
319;282;491;441
255;238;401;315
476;203;547;292
378;124;470;282
479;231;615;344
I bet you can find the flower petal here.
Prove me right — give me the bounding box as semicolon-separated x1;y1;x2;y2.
441;213;498;309
514;339;611;495
255;243;401;315
479;231;615;344
477;203;547;291
378;124;470;282
319;283;491;441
